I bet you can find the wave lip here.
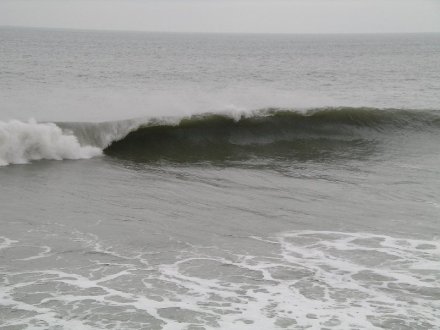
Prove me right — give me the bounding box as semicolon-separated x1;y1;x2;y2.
0;120;102;166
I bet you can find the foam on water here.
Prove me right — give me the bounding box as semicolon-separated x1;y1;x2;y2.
0;236;18;250
1;230;439;329
0;120;102;166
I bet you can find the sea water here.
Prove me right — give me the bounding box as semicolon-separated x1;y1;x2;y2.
0;27;440;329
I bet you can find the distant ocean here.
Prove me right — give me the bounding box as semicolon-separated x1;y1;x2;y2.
1;27;439;329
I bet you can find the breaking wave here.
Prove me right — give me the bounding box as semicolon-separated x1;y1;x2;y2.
103;107;440;162
1;107;439;166
0;120;101;166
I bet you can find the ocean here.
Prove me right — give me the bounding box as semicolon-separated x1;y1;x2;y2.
1;27;440;329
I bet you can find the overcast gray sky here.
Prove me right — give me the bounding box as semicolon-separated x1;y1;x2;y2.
1;0;439;34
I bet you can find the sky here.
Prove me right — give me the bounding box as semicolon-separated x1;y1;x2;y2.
0;0;439;34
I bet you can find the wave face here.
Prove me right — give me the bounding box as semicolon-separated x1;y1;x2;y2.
0;120;102;166
104;107;440;163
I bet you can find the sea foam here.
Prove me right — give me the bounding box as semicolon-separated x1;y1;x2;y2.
0;120;102;166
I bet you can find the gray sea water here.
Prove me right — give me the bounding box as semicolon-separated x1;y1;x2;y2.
1;27;440;329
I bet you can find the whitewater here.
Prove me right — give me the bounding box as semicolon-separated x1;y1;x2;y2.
0;120;101;166
1;27;440;329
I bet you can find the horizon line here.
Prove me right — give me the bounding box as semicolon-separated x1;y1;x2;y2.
2;25;440;36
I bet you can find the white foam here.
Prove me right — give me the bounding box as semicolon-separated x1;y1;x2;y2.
0;236;18;249
0;120;102;166
2;230;439;329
